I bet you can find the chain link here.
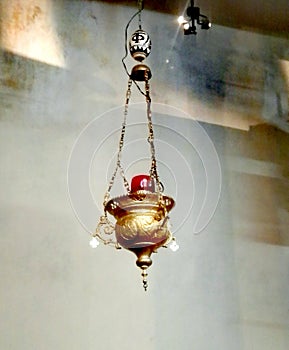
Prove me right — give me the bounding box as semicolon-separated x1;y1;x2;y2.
103;79;132;206
145;71;163;193
103;70;163;207
137;0;143;29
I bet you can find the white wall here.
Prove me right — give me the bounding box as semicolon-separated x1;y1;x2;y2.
0;1;289;349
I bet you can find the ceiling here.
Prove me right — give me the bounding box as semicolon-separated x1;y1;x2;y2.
99;0;289;37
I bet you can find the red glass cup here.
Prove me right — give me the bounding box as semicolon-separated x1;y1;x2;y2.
131;175;155;193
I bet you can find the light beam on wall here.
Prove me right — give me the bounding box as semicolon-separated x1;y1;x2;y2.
0;0;65;67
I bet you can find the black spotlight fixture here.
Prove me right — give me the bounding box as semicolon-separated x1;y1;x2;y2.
178;0;211;35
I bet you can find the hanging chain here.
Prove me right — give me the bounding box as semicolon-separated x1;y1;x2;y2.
103;79;132;206
95;75;169;249
137;0;143;29
145;71;163;193
103;72;163;206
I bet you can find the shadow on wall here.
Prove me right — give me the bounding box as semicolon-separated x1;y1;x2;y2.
220;123;289;247
96;0;289;36
153;21;289;131
86;0;184;16
0;48;66;124
0;50;36;92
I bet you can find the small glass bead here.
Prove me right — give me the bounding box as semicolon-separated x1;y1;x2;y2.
169;240;179;252
89;237;100;248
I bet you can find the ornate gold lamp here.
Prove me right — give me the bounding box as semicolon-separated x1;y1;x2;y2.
90;0;178;291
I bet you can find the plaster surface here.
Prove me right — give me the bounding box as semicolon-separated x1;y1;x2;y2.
0;1;289;349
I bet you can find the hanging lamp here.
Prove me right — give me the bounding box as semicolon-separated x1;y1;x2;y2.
90;0;178;291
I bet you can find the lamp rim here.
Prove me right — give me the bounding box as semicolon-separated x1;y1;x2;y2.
105;191;175;218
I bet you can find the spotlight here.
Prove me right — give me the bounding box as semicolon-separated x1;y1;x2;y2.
183;22;190;30
178;0;211;35
177;16;186;24
200;16;211;30
184;24;197;35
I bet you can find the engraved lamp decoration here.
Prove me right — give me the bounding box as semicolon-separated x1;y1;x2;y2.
90;0;178;291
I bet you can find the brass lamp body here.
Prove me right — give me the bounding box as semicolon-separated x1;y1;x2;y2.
105;191;174;290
